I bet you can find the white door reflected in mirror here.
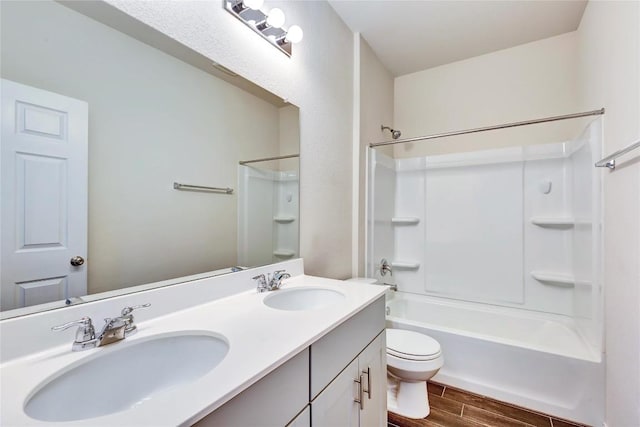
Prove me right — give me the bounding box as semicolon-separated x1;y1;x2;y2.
0;79;88;311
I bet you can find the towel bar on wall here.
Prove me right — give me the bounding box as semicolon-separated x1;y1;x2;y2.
173;182;233;194
595;139;640;170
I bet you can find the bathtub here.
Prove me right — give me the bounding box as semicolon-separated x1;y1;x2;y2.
385;292;603;426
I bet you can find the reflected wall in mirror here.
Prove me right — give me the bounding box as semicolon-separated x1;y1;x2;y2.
0;0;300;318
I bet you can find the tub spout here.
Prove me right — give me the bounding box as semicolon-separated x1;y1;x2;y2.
384;283;398;292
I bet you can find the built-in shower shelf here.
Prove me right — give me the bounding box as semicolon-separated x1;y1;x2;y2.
530;217;575;228
273;250;295;258
274;216;296;223
391;217;420;225
391;261;420;270
531;271;575;287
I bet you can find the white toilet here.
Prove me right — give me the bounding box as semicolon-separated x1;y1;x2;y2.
346;278;444;419
386;328;443;418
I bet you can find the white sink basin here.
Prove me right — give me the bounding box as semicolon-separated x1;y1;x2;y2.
24;332;228;422
263;287;345;311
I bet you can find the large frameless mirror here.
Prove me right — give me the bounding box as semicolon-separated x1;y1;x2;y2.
0;0;300;319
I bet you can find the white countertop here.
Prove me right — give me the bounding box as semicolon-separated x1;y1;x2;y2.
0;274;386;426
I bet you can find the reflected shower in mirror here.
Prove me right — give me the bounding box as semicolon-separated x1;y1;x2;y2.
0;0;300;318
238;154;300;267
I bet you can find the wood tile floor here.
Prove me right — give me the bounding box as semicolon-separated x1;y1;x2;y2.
387;382;590;427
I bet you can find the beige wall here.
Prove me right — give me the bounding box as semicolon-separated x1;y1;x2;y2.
358;36;394;276
103;0;355;279
278;105;300;171
394;32;583;158
577;2;640;426
1;1;282;293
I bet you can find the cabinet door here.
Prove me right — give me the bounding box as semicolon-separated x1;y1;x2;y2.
286;405;310;427
311;358;360;427
358;332;387;427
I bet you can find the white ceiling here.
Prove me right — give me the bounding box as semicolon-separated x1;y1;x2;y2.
329;0;588;76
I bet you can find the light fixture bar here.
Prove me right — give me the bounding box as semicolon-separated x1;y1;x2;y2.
223;0;302;56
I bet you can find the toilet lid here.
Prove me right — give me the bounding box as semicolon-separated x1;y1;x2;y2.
386;329;441;361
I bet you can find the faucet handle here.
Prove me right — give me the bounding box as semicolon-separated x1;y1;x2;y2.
253;274;268;292
119;304;151;337
273;270;291;281
270;270;291;290
52;317;96;344
51;317;92;331
121;303;151;316
273;269;287;277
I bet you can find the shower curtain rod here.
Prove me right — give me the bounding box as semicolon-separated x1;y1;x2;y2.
239;153;299;165
368;108;605;148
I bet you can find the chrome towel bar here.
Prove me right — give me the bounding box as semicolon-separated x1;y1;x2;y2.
239;153;299;165
173;182;233;194
595;139;640;170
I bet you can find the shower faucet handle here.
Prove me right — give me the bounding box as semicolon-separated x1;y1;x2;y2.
380;258;393;276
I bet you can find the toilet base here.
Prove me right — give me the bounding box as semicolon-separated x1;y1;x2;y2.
387;375;430;419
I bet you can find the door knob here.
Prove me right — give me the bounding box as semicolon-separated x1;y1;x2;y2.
70;256;85;266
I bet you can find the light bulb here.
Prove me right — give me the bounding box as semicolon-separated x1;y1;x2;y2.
266;8;285;28
243;0;263;10
285;25;303;44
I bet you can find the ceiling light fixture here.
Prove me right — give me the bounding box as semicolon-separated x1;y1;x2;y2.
224;0;303;57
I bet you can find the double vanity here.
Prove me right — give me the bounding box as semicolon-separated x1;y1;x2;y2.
0;259;387;426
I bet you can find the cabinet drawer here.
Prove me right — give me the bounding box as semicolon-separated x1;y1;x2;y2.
310;296;385;399
195;348;309;426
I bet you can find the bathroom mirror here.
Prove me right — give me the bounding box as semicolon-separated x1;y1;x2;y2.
0;0;300;318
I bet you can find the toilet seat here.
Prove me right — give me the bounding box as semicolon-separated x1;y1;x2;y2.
386;329;441;361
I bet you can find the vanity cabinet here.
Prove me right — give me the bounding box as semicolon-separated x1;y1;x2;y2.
195;296;386;427
310;296;387;427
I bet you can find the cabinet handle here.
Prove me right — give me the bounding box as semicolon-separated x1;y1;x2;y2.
362;367;371;399
354;375;364;410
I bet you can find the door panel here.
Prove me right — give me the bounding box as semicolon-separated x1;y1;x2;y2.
1;79;88;311
18;153;67;248
359;332;387;427
17;277;67;307
18;101;68;140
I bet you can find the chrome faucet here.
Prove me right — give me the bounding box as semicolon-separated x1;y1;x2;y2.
253;270;291;292
52;304;150;351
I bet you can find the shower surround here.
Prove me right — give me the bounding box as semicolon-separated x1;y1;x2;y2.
238;165;299;267
367;119;603;425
